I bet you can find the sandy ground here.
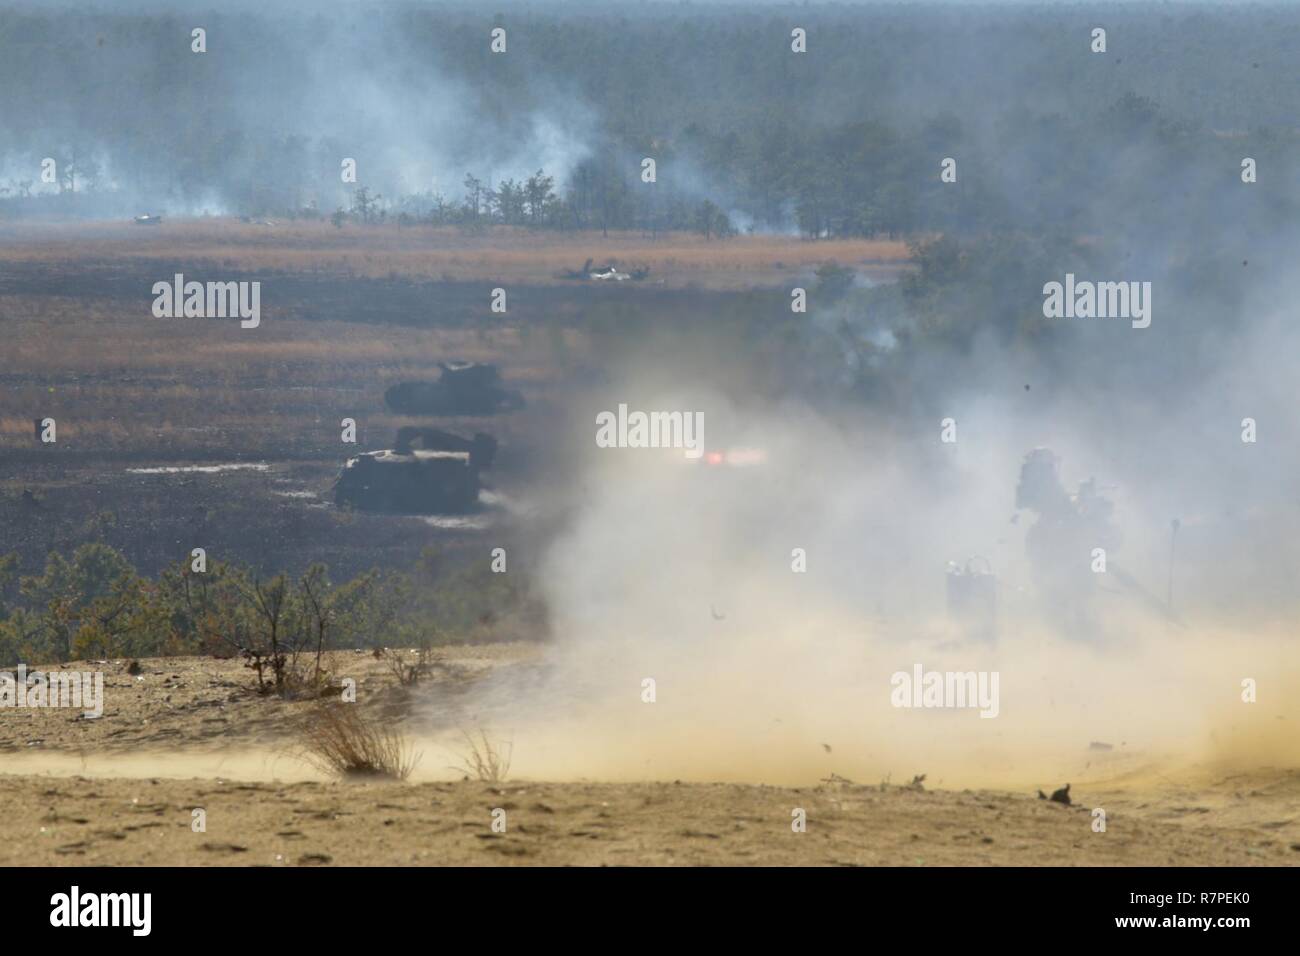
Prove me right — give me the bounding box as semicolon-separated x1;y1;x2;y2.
0;648;537;755
6;774;1296;867
2;650;1298;866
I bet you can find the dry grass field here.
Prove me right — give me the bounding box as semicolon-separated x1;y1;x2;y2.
0;297;539;576
0;220;906;577
0;219;911;286
0;221;906;456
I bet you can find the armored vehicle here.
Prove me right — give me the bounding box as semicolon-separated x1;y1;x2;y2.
334;428;497;514
383;362;524;416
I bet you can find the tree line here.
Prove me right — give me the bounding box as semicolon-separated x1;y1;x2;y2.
0;544;539;683
2;5;1297;240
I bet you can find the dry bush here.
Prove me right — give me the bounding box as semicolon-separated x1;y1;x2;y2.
382;642;438;686
300;701;420;780
450;728;513;783
283;661;336;699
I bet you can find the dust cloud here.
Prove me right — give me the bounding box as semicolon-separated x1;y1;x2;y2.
423;306;1300;788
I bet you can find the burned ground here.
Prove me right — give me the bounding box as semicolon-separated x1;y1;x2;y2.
0;225;902;579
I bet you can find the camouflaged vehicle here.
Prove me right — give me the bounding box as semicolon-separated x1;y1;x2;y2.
383;362;524;416
334;427;497;514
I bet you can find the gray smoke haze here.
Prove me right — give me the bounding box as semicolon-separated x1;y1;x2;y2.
417;362;1300;785
3;0;1295;785
4;2;1297;231
410;251;1300;785
0;5;598;216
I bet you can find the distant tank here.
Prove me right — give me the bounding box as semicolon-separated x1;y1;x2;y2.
334;427;497;514
383;362;524;416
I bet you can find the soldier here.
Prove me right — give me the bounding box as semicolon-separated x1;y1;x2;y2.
1015;448;1121;640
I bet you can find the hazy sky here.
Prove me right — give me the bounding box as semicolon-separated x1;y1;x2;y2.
13;0;1300;9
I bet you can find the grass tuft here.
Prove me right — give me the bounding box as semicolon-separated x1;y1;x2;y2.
300;701;420;780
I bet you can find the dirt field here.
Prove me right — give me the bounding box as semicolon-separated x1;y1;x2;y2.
0;649;539;755
2;650;1297;866
8;771;1295;867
